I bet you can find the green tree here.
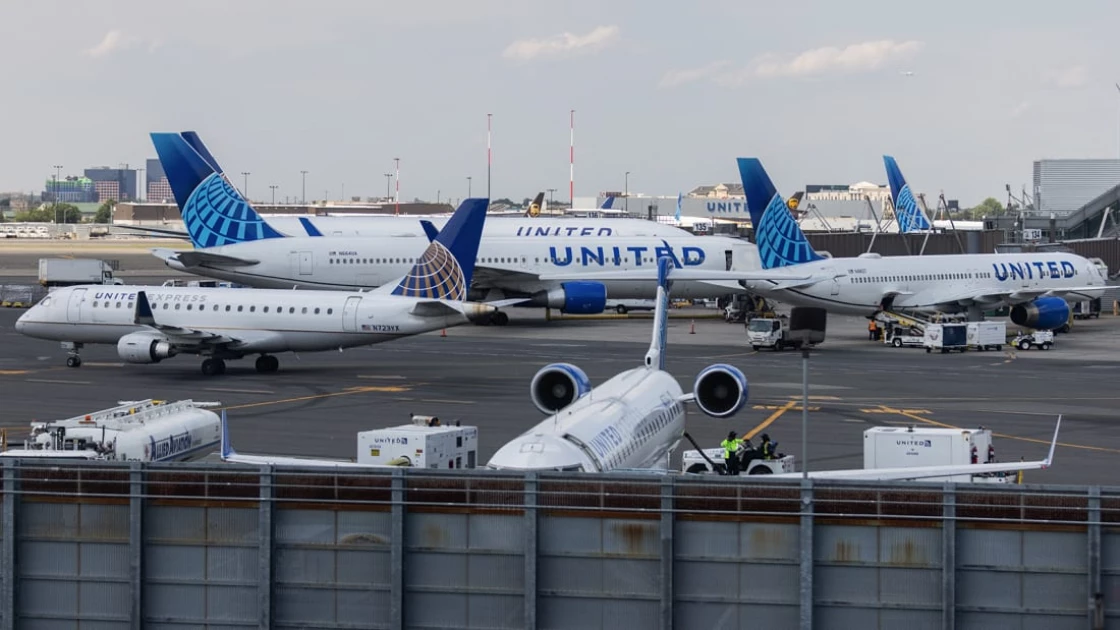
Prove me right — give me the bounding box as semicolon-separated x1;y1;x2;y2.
16;203;81;223
967;197;1005;219
94;199;116;224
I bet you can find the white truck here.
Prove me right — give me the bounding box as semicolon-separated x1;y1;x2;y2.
356;415;479;469
864;426;1010;483
38;258;122;287
681;446;796;476
746;316;802;351
966;321;1006;351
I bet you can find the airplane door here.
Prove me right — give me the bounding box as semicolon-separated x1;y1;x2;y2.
724;250;733;271
341;296;361;332
299;251;313;276
66;288;87;322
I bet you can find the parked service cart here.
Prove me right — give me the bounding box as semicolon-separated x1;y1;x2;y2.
924;322;969;353
356;415;479;469
681;447;796;475
1072;298;1101;320
1013;330;1053;351
883;322;925;348
966;321;1006;351
864;426;1010;483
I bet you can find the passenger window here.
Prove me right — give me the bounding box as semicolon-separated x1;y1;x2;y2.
238;306;243;312
115;302;121;308
175;304;181;310
314;308;320;314
302;307;307;314
162;303;169;310
93;301;99;307
263;306;269;313
186;304;192;310
127;302;133;309
250;306;256;312
327;308;333;315
289;307;295;314
225;305;231;312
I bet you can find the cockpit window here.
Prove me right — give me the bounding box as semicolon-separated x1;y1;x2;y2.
39;297;52;307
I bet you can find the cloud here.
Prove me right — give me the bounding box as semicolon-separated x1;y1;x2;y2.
1047;65;1089;88
659;39;924;88
502;25;619;62
1010;101;1031;118
83;30;142;58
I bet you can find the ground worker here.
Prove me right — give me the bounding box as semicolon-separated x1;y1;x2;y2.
760;434;776;460
721;431;742;475
868;319;878;340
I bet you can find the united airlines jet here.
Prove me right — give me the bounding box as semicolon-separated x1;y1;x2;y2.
147;131;762;324
733;157;1106;327
15;198;497;376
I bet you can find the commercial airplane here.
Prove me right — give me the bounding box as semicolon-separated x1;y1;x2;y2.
733;157;1107;327
485;255;752;472
14;198;498;376
146;131;762;323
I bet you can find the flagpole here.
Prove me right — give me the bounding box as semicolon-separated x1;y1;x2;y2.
487;113;492;201
569;109;575;208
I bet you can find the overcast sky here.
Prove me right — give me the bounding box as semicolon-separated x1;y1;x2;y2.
2;0;1119;206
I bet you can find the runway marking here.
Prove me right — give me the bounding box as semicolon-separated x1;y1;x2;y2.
753;404;819;411
741;400;797;441
0;370;30;375
415;398;476;404
25;378;92;385
220;385;414;411
861;408;930;414
205;388;276;395
82;362;124;367
866;405;1120;454
356;375;408;380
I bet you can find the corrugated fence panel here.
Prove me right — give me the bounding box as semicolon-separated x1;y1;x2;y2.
17;501;131;629
673;520;800;628
273;508;392;630
957;528;1087;630
142;505;259;629
404;512;525;629
814;525;942;630
538;516;660;630
1101;530;1120;625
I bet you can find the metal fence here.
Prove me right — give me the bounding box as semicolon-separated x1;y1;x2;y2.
0;460;1113;630
0;284;45;307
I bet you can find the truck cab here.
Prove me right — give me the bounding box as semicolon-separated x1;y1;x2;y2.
681;446;796;475
747;317;794;351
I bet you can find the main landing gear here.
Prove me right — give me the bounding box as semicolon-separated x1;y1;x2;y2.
474;311;509;326
62;342;83;368
201;358;226;376
255;355;279;373
200;354;279;376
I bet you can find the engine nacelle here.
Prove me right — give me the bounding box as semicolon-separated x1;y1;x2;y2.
532;282;607;314
530;363;592;414
1010;296;1070;331
117;332;178;364
692;364;749;418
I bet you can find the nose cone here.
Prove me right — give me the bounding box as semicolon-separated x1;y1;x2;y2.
14;310;28;333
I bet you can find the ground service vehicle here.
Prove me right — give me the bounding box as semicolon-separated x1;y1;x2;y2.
864;426;1010;483
746;317;798;350
1013;330;1054;350
1073;298;1101;320
884;322;925;348
966;321;1006;351
38;258;122;287
357;415;479;468
924;322;969;353
681;447;796;475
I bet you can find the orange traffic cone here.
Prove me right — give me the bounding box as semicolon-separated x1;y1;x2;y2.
689;320;695;334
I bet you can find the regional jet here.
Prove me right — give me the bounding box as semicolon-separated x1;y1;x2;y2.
145;131;762;324
15;197;497;376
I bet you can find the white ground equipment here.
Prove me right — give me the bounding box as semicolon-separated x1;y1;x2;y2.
966;321;1006;351
0;399;221;462
357;415;479;469
864;426;1010;483
924;322;970;353
1013;329;1054;351
746;316;799;351
682;446;795;475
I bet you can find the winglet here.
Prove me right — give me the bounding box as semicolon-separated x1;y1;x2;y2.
390;197;488;301
419;220;440;243
1042;414;1061;468
134;291;156;326
883;155;932;233
298;217;323;237
219;409;236;458
643;255;674;370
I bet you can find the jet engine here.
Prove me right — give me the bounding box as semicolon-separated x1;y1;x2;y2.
692;364;749;418
117;332;178;364
531;282;607;314
1010;296;1070;331
530;362;592;414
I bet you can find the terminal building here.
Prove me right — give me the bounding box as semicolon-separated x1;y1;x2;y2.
1033;159;1120;216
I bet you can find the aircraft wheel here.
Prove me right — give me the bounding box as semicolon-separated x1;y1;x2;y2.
491;311;509;326
66;356;82;368
201;358;225;376
255;355;279;373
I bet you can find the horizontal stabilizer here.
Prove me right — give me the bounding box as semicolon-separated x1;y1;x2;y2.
116;224;193;239
410;300;463;318
172;250;260;268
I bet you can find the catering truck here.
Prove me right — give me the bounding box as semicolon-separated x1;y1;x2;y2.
863;426;1009;483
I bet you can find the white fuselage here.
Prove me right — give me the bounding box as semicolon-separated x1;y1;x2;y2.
164;235;760;300
263;215;693;239
15;285;479;355
749;252;1108;315
487;368;687;472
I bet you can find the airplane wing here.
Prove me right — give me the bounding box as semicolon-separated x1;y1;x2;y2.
115;224;192;240
153;248;259;268
769;416;1061;481
132;290;274;352
896;286;1104;310
539;268;844;289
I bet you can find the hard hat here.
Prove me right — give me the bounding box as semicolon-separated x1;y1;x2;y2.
727;431;737;439
761;433;770;441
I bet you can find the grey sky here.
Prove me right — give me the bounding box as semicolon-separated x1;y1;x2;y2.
2;0;1118;207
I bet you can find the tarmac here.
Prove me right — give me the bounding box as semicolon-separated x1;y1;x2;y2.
1;303;1118;487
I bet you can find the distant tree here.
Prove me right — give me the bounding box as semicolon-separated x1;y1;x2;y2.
94;199;116;224
492;198;515;206
967;197;1005;219
16;203;81;223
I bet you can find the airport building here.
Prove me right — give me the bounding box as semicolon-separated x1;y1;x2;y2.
44;176;96;203
146;158;172;203
1033;158;1120;216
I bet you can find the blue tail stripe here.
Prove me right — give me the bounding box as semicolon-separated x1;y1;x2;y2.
181;131;225;174
736;158;824;269
883;155;931;232
390;198;488;301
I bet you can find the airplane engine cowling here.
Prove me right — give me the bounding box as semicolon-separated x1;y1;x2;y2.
532;282;607;314
530;363;592;414
117;332;178;364
1010;296;1070;331
693;364;749;418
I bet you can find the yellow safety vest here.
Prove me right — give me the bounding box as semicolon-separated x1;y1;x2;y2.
721;439;738;459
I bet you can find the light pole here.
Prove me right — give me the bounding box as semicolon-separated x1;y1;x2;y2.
300;170;308;204
467;176;472;198
547;188;556;211
384;173;392;200
269;185;278;204
52;164;63;224
394;157;400;216
241;172;250;200
138;168;144;202
625;171;630;214
487;112;492;201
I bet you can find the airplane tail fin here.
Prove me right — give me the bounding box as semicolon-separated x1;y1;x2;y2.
525;192;544;217
150;131;284;248
643;255;674;370
601;196;615;209
219;409;236;458
883;155;932;233
390;197;489;301
737;158;825;269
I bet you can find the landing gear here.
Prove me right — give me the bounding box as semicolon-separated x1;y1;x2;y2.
201;358;226;376
255;354;280;373
62;341;83;368
66;355;82;368
490;311;509;326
